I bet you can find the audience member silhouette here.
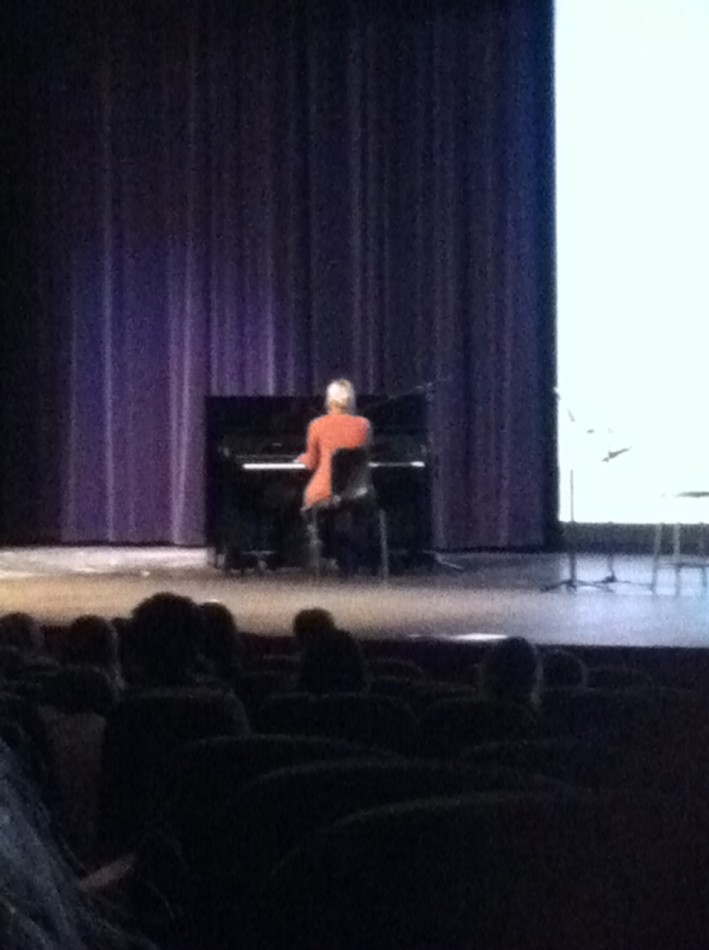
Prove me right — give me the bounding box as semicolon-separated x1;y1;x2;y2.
543;648;588;690
198;601;245;682
0;738;152;949
292;607;337;648
0;612;45;656
63;615;124;691
129;593;206;687
480;636;542;708
297;626;369;695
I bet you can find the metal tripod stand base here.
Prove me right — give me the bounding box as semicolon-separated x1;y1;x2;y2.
541;576;614;592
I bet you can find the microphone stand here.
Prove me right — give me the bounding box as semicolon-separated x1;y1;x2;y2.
598;440;631;585
542;392;613;592
596;441;648;589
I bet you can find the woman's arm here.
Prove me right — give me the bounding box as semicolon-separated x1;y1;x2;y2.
297;420;320;470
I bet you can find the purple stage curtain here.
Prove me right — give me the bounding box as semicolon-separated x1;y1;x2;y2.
0;0;554;549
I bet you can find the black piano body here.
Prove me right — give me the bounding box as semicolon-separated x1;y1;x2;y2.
205;395;432;570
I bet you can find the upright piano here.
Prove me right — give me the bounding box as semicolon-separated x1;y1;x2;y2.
205;394;431;570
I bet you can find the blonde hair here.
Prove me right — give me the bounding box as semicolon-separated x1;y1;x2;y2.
325;378;356;413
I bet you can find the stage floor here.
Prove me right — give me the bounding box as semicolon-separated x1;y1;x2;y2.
0;547;707;649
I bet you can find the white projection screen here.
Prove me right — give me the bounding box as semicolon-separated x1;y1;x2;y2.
555;0;709;524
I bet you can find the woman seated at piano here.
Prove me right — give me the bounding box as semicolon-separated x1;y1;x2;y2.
297;378;371;510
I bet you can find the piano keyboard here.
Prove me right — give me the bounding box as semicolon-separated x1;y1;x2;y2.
240;460;426;471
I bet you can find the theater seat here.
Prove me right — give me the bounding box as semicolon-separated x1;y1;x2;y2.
97;687;249;857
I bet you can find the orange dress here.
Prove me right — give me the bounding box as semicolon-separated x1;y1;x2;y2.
298;413;371;509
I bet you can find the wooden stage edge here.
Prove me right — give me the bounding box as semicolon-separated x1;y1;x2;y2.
0;547;708;658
